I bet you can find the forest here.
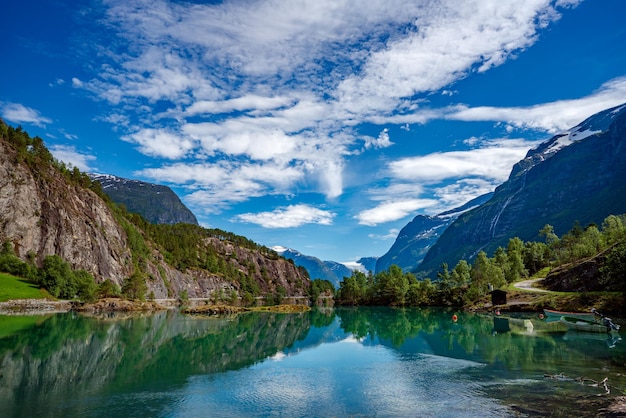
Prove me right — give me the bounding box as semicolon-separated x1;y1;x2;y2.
336;215;626;307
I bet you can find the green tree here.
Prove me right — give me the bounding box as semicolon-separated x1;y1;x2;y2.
600;242;626;291
74;270;97;302
373;265;409;306
338;274;362;305
122;271;147;300
39;255;76;298
98;279;121;298
450;260;471;288
506;237;527;282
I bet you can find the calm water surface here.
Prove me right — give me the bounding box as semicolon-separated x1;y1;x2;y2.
0;307;625;417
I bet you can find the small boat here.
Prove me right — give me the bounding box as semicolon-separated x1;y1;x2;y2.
543;308;598;322
560;316;620;333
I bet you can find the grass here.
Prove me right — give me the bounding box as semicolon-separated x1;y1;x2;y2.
0;272;51;302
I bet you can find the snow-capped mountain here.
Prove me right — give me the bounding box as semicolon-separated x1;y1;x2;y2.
376;192;493;274
418;102;626;275
90;173;198;225
272;246;367;287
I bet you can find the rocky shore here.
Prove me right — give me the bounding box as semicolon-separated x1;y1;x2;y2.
0;298;74;315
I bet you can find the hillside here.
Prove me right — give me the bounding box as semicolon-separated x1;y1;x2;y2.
90;174;198;225
418;103;626;275
0;122;309;301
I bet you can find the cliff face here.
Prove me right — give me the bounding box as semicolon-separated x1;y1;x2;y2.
0;130;308;299
0;139;133;282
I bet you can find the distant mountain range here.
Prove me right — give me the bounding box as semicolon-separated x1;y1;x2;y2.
272;247;375;287
417;102;626;275
90;174;198;225
375;193;493;274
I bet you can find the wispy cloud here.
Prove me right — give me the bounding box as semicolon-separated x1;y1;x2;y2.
235;204;335;228
356;199;438;226
355;138;539;225
444;76;626;132
389;139;536;183
368;228;401;241
72;0;591;225
49;144;97;172
0;102;52;127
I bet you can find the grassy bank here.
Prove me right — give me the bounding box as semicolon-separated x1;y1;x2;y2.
0;272;51;302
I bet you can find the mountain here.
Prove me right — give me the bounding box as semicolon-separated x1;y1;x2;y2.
0;121;308;300
90;174;198;225
273;247;354;287
376;193;493;274
418;103;626;275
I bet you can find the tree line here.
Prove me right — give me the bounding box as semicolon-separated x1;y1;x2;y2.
336;214;626;307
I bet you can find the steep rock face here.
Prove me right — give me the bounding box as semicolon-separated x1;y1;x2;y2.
376;192;493;274
90;174;198;225
419;103;626;275
0;131;308;299
0;139;133;283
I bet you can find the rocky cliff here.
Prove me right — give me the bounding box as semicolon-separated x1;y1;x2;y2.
0;136;133;282
418;103;626;275
0;123;308;300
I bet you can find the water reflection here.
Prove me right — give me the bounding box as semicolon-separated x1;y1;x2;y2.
0;308;624;417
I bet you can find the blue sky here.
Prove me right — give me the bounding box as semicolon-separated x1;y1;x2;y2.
2;0;626;267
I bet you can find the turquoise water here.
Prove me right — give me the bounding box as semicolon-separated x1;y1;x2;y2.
0;308;625;417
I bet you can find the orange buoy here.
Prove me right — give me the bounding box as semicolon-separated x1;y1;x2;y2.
452;314;458;322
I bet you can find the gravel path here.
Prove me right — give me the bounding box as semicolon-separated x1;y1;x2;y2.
513;278;551;293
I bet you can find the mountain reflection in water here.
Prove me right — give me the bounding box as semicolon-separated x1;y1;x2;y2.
0;307;625;417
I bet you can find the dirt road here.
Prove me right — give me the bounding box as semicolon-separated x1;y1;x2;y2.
513;278;551;292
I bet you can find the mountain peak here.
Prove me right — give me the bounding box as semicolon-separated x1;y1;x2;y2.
89;173;199;225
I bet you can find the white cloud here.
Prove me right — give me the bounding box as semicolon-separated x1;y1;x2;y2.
336;0;572;116
122;128;195;159
137;160;305;213
444;76;626;132
368;228;401;241
185;95;294;116
428;178;496;215
389;139;537;183
49;145;96;172
72;0;588;214
235;204;335;228
363;128;393;150
356;199;437;226
0;103;52;127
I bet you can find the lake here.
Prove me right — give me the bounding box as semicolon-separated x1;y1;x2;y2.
0;307;625;417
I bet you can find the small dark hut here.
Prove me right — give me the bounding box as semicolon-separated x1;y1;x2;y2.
490;289;507;306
